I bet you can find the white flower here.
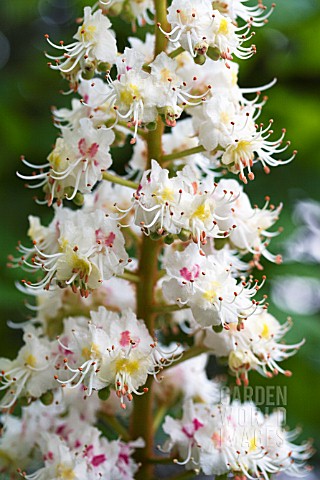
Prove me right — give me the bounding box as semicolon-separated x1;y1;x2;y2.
18;118;115;205
96;308;178;409
0;414;35;472
0;331;54;408
162;0;255;61
13;206;128;295
45;7;117;83
55;307;177;408
101;48;159;143
203;311;304;384
162;398;208;468
196;96;296;183
132;160;235;244
164;400;312;478
217;178;283;264
162;243;262;328
102;0;154;27
209;9;256;62
21;432;90;479
84;179;138;229
214;0;275;27
53;78;115;130
128;33;155;64
150;52;204;124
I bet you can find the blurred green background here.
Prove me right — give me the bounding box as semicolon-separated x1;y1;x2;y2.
0;0;319;468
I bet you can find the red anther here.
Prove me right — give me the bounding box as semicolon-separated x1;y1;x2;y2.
143;387;149;393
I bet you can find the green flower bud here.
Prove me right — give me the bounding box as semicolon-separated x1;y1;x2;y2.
177;229;191;242
73;192;84;207
98;386;111;401
150;231;163;241
194;54;207;65
212;323;224;333
40;390;54;406
97;62;111;72
207;46;221;61
164;235;175;245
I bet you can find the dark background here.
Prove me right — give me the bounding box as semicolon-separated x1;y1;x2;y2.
0;0;319;470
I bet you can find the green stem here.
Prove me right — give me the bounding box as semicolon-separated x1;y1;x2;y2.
153;403;168;432
130;84;166;480
168;46;185;59
117;270;140;284
162;145;205;163
154;0;169;56
102;172;138;190
98;412;130;442
151;303;189;314
130;3;168;479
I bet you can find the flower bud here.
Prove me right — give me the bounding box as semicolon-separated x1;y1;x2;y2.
98;386;111;401
150;231;164;241
212;323;223;333
40;390;54;405
177;229;191;242
207;46;221;61
194;54;207;66
164;234;175;245
97;61;111;73
81;60;96;80
73;191;84;207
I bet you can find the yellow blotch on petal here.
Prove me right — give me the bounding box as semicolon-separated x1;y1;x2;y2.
115;358;140;375
218;17;230;35
25;354;37;368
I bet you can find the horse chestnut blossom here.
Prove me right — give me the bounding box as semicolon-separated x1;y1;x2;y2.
163;0;256;61
53;78;116;130
10;206;128;294
162;243;263;328
55;307;178;409
3;0;312;479
0;392;144;478
214;0;276;26
194;95;296;183
45;6;117;85
216;178;283;264
0;330;55;408
163;399;312;478
202;311;304;384
132;160;237;243
18;118;115;205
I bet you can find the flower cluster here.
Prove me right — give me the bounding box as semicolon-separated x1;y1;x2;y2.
9;206;128;294
1;0;312;479
0;391;143;479
202;311;304;384
163;398;312;478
